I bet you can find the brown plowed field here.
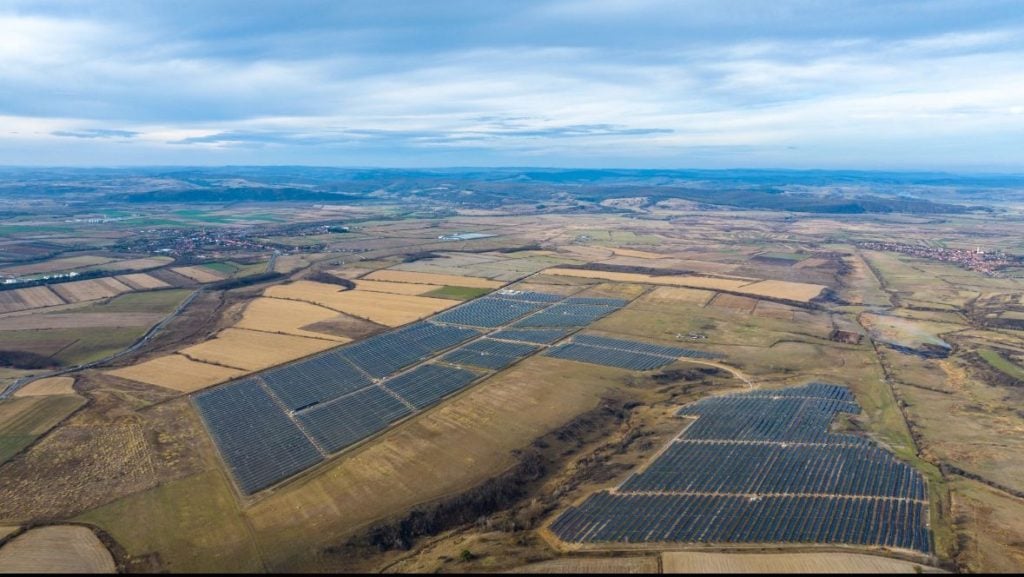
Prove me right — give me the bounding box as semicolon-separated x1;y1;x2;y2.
115;273;170;290
0;286;65;313
0;525;115;573
51;277;133;303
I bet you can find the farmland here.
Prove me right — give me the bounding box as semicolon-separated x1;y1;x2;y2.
0;168;1022;573
0;525;115;573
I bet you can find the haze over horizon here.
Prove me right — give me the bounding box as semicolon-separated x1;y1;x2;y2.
3;0;1023;170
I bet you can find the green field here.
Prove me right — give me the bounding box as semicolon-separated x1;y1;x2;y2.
0;395;85;464
77;470;263;572
86;289;191;313
757;251;808;261
979;348;1024;381
422;286;492;300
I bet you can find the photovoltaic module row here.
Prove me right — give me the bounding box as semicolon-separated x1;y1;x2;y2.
382;364;478;409
677;395;867;445
728;381;855;401
342;321;480;377
193;379;323;495
548;383;931;552
550;493;929;552
295;385;411;453
489;327;576;344
432;297;547;327
261;351;371;411
440;338;540;370
490;290;565;303
545;342;678;370
572;334;719;359
621;442;926;499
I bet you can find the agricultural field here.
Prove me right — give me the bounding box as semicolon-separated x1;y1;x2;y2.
107;354;245;392
0;525;115;573
265;280;459;326
660;552;940;573
180;328;336;371
363;269;504;289
235;297;353;341
0;177;1023;574
0;394;85;464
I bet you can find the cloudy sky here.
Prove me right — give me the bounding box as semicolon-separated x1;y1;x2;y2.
2;0;1023;169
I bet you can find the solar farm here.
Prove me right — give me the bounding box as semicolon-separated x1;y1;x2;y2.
548;383;932;552
545;334;720;371
193;286;738;495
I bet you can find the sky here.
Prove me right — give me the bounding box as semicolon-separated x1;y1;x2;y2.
2;0;1023;170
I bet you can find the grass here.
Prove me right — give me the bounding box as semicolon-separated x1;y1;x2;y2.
0;327;152;367
979;348;1024;381
199;262;239;274
422;286;492;300
757;251;808;261
0;395;85;464
76;470;264;573
84;288;190;314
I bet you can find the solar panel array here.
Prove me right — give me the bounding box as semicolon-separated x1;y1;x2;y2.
261;352;371;411
195;287;681;494
343;321;480;377
546;342;679;371
382;364;478;408
550;494;929;551
433;297;546;327
194;379;323;495
441;338;540;370
572;334;720;359
490;327;577;344
549;383;931;552
295;386;412;453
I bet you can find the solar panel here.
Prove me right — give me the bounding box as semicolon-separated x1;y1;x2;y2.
547;383;930;552
490;327;576;344
261;351;372;411
383;364;478;408
295;386;412;453
545;342;677;370
433;297;546;327
194;378;323;494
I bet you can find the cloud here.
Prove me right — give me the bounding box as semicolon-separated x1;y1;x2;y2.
0;1;1023;168
52;128;139;139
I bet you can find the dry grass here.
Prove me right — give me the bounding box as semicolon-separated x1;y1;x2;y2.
13;377;75;397
0;255;115;276
107;354;246;392
180;328;336;371
0;525;115;573
245;356;628;568
508;556;659;573
709;293;759;313
544;268;825;302
661;552;936;574
170;266;226;283
114;273;170;290
0;286;65;313
363;269;504;288
0;526;17;540
236;297;353;341
264;281;458;326
735;279;826;302
609;248;667;259
544;267;754;290
352;279;443;295
51;277;133;303
642;286;715;305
